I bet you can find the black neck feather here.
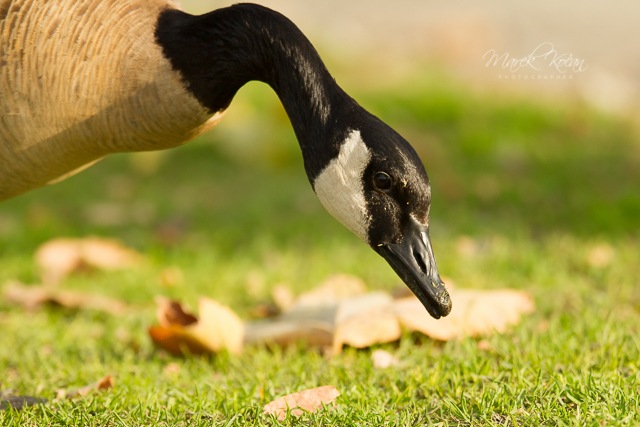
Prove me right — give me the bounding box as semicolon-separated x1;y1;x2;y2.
155;3;361;179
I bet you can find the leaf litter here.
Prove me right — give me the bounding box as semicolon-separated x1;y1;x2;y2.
3;281;128;314
2;236;141;314
149;274;535;356
1;375;115;411
35;237;142;285
149;297;244;356
3;237;534;358
54;375;115;401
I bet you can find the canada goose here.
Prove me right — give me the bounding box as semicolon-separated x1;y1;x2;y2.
0;1;452;318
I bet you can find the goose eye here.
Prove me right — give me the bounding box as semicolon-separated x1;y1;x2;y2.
373;171;392;192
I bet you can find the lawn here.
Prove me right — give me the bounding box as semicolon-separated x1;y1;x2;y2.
1;72;639;426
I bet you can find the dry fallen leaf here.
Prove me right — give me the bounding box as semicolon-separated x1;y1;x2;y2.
3;281;128;314
245;293;400;354
155;297;198;327
332;293;400;354
244;304;336;349
394;288;535;341
55;375;114;401
35;237;142;285
263;386;340;421
149;297;244;356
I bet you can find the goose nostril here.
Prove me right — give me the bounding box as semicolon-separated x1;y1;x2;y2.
412;248;427;274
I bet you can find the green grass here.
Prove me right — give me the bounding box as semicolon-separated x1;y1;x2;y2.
1;74;639;426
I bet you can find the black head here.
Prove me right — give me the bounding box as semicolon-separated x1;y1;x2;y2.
313;114;452;319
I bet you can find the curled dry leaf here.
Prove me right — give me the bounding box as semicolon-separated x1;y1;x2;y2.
393;288;535;341
3;281;128;314
149;297;244;356
35;237;143;285
155;296;198;327
55;375;114;401
263;385;340;421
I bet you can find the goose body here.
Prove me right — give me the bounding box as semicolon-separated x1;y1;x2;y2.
0;1;452;318
0;0;220;199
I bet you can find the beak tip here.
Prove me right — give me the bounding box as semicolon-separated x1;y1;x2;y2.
440;294;452;317
432;288;452;318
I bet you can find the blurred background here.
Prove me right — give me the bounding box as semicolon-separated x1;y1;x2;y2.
187;0;640;115
0;1;638;307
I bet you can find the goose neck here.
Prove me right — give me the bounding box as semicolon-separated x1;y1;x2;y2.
156;4;355;176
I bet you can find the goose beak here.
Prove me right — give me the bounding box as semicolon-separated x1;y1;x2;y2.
376;217;452;319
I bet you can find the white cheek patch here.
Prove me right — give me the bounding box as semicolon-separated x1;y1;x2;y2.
313;129;371;243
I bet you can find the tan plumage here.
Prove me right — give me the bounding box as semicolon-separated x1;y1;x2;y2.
0;0;221;200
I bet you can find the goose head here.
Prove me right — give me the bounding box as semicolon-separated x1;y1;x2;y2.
312;117;451;319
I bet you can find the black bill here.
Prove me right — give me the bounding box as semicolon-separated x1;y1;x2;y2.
376;217;452;319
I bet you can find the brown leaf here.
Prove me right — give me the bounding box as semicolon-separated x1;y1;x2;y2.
148;325;213;356
394;288;535;341
35;237;142;285
245;275;369;350
263;386;340;421
245;293;400;354
155;296;198;327
244;304;336;348
190;298;244;354
149;297;244;356
55;375;114;401
332;293;400;354
3;281;127;314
